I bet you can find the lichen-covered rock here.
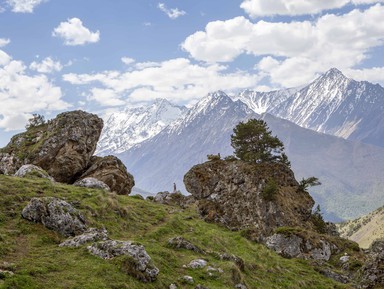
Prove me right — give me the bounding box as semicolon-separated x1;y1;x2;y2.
21;197;87;237
357;239;384;288
265;233;335;261
87;240;159;282
154;191;195;207
0;110;103;183
73;177;110;191
168;236;205;254
182;275;194;284
14;164;55;181
184;160;315;239
78;156;134;195
186;259;207;269
59;228;108;247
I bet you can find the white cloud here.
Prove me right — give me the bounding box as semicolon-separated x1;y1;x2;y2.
240;0;384;17
0;38;10;47
29;57;63;73
183;4;384;87
345;67;384;83
63;58;261;106
158;3;186;19
134;61;161;70
0;49;70;131
121;57;135;65
52;18;100;46
6;0;46;13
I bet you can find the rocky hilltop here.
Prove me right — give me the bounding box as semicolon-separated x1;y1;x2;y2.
0;110;134;194
184;160;315;239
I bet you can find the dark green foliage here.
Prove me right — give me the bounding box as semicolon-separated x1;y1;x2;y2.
261;179;278;201
224;155;238;162
231;119;285;164
298;177;321;191
25;114;46;130
311;205;327;234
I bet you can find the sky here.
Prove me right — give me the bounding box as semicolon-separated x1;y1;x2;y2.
1;0;384;146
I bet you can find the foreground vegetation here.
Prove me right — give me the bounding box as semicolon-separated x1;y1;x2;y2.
0;175;350;289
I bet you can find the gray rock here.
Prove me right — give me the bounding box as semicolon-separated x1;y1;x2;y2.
73;177;110;191
182;275;194;284
195;285;209;289
59;228;108;247
235;284;247;289
207;266;223;273
21;197;87;237
14;164;55;181
357;239;384;288
87;240;159;282
79;155;134;195
266;233;334;261
339;255;350;264
168;236;205;254
187;259;207;269
169;284;178;289
216;252;245;271
154;191;195;207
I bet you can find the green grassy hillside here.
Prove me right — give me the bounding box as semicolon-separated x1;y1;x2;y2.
337;205;384;249
0;175;351;289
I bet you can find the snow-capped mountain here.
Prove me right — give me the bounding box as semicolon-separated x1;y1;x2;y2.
118;91;256;192
96;98;188;155
117;91;384;221
240;68;384;147
235;87;298;114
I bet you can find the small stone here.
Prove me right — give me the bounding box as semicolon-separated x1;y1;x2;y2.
182;275;194;284
59;228;108;247
235;284;247;289
169;284;178;289
187;259;207;269
168;236;205;254
339;255;350;264
74;177;110;191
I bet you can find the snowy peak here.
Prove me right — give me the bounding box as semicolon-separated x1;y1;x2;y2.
96;99;187;155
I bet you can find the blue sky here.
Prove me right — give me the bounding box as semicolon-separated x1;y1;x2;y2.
0;0;384;146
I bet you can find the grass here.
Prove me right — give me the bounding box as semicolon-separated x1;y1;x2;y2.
0;175;352;289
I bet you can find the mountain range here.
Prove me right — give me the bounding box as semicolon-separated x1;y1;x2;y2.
97;68;384;221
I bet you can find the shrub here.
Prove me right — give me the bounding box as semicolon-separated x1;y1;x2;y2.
261;179;278;201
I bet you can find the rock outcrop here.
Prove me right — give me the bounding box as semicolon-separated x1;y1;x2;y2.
358;240;384;288
154;191;195;207
0;110;103;183
59;228;109;247
87;240;159;282
265;233;336;261
78;156;134;195
73;177;110;191
21;197;87;237
184;160;315;240
14;164;54;182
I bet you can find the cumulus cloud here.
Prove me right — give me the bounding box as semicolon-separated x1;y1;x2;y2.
52;18;100;46
63;58;261;106
0;49;70;131
240;0;384;17
0;38;10;47
29;57;63;73
158;3;186;19
6;0;46;13
183;4;384;87
121;57;135;65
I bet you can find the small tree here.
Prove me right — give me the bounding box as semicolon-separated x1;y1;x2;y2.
26;114;45;129
298;176;321;191
231;119;285;163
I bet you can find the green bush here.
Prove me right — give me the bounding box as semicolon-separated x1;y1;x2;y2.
261;179;278;201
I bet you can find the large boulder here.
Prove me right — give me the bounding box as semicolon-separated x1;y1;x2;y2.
184;160;315;240
73;177;110;191
87;240;159;282
0;111;103;183
78;156;134;195
265;233;336;261
14;164;54;182
21;197;87;237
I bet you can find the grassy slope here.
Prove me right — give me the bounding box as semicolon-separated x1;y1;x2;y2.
337;205;384;249
0;175;351;289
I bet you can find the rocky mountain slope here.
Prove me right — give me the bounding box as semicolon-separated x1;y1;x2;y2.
119;92;384;221
239;68;384;147
96;99;187;155
337;205;384;249
0;175;353;289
